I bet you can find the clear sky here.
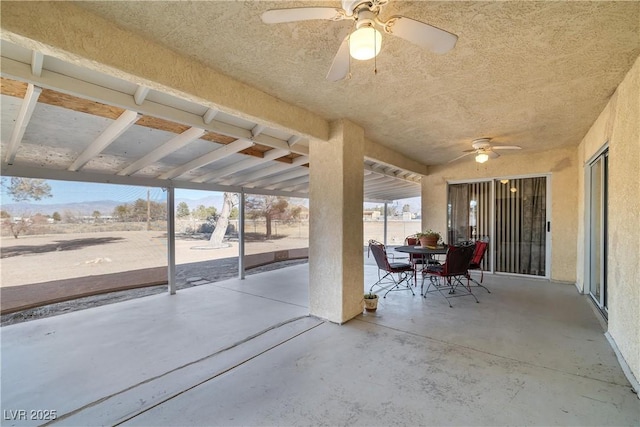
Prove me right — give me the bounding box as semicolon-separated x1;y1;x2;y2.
0;179;215;205
1;178;419;212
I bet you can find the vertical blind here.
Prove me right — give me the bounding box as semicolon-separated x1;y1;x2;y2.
448;177;547;277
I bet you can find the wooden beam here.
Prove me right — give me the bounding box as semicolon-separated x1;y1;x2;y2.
68;109;140;171
202;108;218;124
248;167;309;188
191;148;289;183
223;155;309;186
1;60;311;155
158;138;254;180
266;174;309;191
30;51;44;77
117;127;206;176
133;85;149;105
5;83;42;165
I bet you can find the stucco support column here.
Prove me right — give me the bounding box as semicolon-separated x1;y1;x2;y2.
309;119;364;323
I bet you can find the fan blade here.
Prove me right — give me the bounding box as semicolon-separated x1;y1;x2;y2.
492;145;522;150
488;150;500;159
448;152;473;163
261;7;345;24
385;16;457;54
326;37;350;81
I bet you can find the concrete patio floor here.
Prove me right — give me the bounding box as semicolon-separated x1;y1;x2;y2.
1;259;638;426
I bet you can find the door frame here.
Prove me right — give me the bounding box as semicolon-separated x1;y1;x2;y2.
448;173;552;279
584;143;609;317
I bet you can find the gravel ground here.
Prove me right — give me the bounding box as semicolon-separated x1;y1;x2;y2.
0;258;308;327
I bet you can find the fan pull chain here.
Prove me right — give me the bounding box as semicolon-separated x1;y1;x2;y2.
374;29;378;76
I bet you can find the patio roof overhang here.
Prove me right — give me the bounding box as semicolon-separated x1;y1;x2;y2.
0;40;421;203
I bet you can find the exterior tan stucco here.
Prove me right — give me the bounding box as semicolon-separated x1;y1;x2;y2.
421;147;579;283
309;120;365;323
577;55;640;383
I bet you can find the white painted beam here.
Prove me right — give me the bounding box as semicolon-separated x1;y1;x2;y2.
282;182;310;193
223;155;309;185
158;138;254;180
365;179;418;191
191;148;289;183
30;51;44;77
1;163;308;199
251;124;266;138
202;108;218;124
4;83;42;165
364;162;420;184
117;127;205;176
246;167;309;189
0;58;312;156
133;85;150;105
68;109;140;172
287;135;302;146
266;174;309;190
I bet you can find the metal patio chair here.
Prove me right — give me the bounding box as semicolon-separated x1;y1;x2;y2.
422;243;478;307
467;239;490;293
368;239;415;298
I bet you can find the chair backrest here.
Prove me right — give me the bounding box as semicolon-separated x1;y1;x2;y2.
368;239;391;271
442;244;476;276
470;240;488;266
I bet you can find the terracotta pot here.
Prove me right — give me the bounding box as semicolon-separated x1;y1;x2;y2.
419;236;438;247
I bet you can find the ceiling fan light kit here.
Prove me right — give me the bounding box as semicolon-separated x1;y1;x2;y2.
475;152;489;164
349;25;382;60
261;0;458;81
449;138;522;164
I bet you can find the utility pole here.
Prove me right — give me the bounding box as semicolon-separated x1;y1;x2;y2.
147;188;151;231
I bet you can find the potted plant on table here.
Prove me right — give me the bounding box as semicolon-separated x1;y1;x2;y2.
364;292;379;312
416;230;441;248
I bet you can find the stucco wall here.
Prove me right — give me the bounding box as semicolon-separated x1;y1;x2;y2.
577;55;640;382
421;146;578;282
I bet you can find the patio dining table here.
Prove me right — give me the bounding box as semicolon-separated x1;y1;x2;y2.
394;245;448;287
394;245;448;257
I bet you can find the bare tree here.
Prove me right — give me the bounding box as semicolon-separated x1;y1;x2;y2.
246;195;288;239
209;192;236;247
1;178;52;238
2;177;52;202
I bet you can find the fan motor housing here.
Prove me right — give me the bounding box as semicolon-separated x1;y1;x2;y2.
471;138;492;150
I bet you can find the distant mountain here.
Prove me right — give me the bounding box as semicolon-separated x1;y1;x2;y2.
1;194;312;216
1;195;226;216
0;200;122;216
176;194;224;210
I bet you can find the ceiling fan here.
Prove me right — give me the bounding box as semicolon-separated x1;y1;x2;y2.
261;0;458;81
450;138;522;164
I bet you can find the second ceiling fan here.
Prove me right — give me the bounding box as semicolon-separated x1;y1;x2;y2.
450;138;522;164
261;0;458;81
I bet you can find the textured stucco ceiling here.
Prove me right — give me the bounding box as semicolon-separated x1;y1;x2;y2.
45;1;640;165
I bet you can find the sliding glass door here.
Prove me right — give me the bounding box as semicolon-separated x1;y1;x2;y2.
448;176;549;278
494;177;547;276
588;150;608;315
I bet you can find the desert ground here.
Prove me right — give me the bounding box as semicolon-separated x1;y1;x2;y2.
0;220;420;288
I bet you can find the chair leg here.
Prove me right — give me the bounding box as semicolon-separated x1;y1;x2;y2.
467;272;490;293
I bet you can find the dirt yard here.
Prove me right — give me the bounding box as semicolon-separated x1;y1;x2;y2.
0;220;419;288
0;230;308;288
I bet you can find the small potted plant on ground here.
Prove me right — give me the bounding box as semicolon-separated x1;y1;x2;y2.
364;292;379;312
416;230;440;248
